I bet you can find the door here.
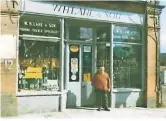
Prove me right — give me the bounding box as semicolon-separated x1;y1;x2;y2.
81;45;96;106
66;44;95;107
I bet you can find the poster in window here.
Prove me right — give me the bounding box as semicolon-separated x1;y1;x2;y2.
83;73;91;82
71;58;78;73
80;27;92;40
83;46;91;52
69;45;79;82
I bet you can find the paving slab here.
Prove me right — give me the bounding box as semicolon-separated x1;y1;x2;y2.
3;108;166;119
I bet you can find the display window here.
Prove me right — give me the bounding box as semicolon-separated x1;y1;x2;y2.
113;25;142;88
65;19;95;41
18;14;61;92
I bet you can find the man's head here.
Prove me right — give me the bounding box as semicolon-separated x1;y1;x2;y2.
99;66;105;73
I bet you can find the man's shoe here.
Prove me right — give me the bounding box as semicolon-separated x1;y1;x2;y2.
104;108;110;111
97;108;101;111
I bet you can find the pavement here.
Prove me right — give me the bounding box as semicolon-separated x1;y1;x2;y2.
8;107;166;119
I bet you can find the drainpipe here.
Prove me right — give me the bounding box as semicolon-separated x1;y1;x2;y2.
152;1;160;107
144;0;148;108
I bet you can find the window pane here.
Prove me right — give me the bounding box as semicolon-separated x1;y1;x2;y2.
113;26;141;43
113;44;142;88
96;26;110;42
82;45;92;82
96;44;110;74
68;26;93;41
18;40;60;92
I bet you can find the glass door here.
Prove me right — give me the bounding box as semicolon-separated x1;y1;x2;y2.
67;44;81;107
81;45;95;106
66;44;95;107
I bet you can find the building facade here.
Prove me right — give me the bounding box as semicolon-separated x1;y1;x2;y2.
0;0;165;116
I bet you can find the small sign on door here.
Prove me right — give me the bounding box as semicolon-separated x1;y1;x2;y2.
84;46;91;52
83;73;91;82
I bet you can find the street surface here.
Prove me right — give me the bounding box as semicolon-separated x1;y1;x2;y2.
10;107;166;119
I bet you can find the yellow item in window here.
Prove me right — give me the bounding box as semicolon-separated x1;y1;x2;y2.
83;73;91;82
25;73;42;79
27;67;42;73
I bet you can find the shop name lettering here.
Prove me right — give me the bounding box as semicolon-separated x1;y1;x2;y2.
53;5;121;19
20;21;59;35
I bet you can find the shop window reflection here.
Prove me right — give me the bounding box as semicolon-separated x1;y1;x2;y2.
82;46;92;82
18;40;60;92
69;25;93;41
96;27;110;42
113;44;142;88
96;44;110;75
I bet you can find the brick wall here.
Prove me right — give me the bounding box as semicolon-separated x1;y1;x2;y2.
1;60;17;116
146;6;160;107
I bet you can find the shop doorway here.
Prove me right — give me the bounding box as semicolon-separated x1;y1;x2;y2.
66;44;96;107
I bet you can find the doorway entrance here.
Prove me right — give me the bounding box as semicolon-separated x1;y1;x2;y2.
66;43;96;107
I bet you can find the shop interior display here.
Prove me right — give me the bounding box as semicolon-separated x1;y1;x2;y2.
18;40;60;92
113;25;142;88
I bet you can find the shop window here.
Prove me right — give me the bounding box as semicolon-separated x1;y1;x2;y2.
65;19;97;41
113;44;142;88
113;25;141;43
113;25;142;89
68;25;93;41
96;44;110;75
96;26;110;42
96;23;110;73
18;14;61;92
18;40;60;92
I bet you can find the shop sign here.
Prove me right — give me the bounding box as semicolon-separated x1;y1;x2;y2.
20;0;144;25
70;45;79;52
83;46;91;52
113;26;141;40
19;14;60;37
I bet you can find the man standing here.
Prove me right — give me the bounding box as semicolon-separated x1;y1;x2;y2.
92;66;111;111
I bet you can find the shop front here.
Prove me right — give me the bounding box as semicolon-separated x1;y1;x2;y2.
17;0;145;113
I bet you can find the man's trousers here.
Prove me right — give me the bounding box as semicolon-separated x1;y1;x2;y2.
96;89;109;109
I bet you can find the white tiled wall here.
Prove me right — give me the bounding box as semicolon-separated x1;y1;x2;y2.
17;95;60;114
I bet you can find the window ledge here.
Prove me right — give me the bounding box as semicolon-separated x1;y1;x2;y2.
16;89;68;97
112;88;143;93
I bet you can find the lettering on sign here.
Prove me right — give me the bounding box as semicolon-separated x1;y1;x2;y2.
1;60;14;70
20;1;144;24
113;26;141;40
19;14;60;37
53;4;121;20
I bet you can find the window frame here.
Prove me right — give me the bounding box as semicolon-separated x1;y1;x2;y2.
112;24;144;89
17;13;62;95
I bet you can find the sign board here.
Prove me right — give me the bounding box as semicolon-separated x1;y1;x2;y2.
19;14;60;37
20;0;144;25
113;26;141;43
